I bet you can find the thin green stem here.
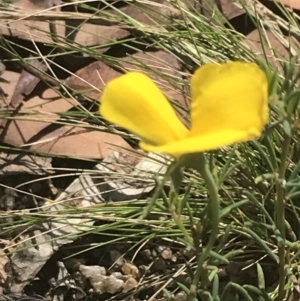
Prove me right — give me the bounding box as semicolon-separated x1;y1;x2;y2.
276;133;291;301
169;200;193;245
187;153;220;301
169;167;194;244
138;160;181;219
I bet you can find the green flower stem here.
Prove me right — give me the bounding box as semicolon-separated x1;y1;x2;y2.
140;157;193;244
140;152;220;301
276;132;291;301
168;166;194;245
139;159;182;220
186;153;220;301
169;199;193;245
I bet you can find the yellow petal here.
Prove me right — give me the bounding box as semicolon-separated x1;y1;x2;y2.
100;72;188;145
190;62;268;137
140;129;259;157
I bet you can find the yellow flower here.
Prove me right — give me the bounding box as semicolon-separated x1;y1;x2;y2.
100;62;268;158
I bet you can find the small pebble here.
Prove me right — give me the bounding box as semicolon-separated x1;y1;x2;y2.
123;276;138;292
79;265;106;282
174;292;187;301
152;258;166;272
157;246;173;260
122;262;140;279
